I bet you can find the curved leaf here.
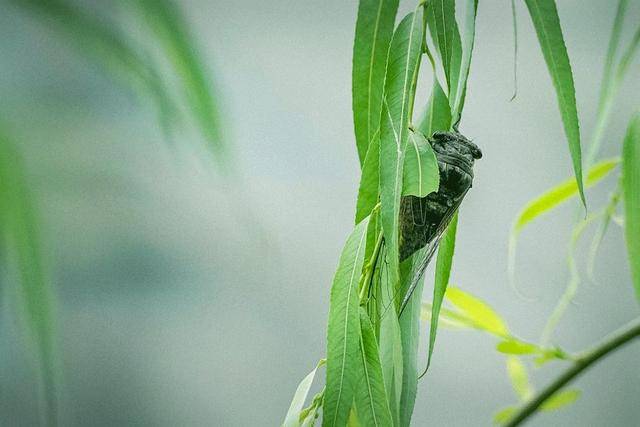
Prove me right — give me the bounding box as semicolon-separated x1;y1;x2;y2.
282;359;326;427
402;129;439;197
445;287;509;337
355;132;380;224
379;9;424;293
352;0;399;165
417;78;452;137
324;218;370;427
525;0;585;208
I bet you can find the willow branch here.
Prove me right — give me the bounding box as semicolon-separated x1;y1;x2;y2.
505;317;640;426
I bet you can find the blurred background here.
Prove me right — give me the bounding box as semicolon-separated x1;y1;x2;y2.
1;0;639;425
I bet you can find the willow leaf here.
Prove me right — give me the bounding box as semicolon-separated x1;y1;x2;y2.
324;218;369;427
508;158;620;282
445;287;509;338
356;132;380;224
423;213;458;375
378;258;404;426
131;0;228;166
379;9;424;293
541;389;581;411
451;0;479;123
506;356;534;402
354;309;393;427
282;359;326;427
525;0;585;208
623;114;640;302
352;0;399;165
402;129;440;198
0;131;57;424
398;251;426;427
430;0;456;89
417;79;452;137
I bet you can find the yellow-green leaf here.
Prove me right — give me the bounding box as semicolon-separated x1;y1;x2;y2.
506;356;534;401
541;389;581;411
445;287;509;337
497;340;539;355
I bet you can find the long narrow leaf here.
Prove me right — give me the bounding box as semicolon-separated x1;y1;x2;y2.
623;114;640;302
356;133;380;224
379;9;424;294
451;0;479;123
525;0;585;208
423;213;458;375
283;360;326;427
0;131;57;425
430;0;456;90
354;309;394;427
352;0;399;166
324;218;370;427
131;0;229;166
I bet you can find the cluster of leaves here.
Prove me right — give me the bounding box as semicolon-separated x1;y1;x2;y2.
2;1;228;424
284;0;640;426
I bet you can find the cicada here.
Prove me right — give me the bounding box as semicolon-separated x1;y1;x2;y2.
397;131;482;314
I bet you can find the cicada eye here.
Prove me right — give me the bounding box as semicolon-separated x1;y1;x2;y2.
471;145;482;159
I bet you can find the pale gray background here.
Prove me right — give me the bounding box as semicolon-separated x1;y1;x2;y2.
1;0;639;425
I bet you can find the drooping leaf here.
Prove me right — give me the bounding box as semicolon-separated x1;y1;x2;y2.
378;9;424;295
524;0;585;208
324;218;370;427
508;158;619;282
398;251;426;427
541;389;581;411
451;0;479;123
356;132;380;224
417;78;452;137
506;356;534;401
586;0;629;166
622;114;640;302
445;287;509;338
15;0;177;138
130;0;229;167
377;255;404;426
430;0;457;90
423;213;458;375
282;359;326;427
0;131;58;424
352;0;400;165
402;129;440;197
354;309;394;427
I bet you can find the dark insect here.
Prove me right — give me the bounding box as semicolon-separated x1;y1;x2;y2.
397;131;482;315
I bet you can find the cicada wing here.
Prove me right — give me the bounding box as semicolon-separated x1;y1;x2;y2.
397;190;467;316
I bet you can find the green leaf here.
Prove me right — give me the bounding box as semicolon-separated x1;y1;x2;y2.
324;218;370;427
497;340;539;355
0;131;58;424
402;129;440;197
445;287;510;337
506;356;534;401
379;9;424;295
508;158;620;282
282;359;326;427
430;0;457;90
525;0;585;208
378;260;404;426
352;0;399;165
493;407;517;425
131;0;229;167
512;158;619;233
17;0;177;140
541;389;581;411
398;252;426;427
356;132;380;224
354;309;394;427
623;114;640;302
450;0;479;123
424;213;458;375
417;79;452;137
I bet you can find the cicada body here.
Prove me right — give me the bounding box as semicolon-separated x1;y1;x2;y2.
398;131;482;313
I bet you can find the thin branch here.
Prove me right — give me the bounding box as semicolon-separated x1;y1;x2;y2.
505;317;640;426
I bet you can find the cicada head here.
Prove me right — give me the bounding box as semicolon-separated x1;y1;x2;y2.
429;131;482;194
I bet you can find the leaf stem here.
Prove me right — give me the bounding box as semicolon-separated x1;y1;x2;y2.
505;317;640;426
